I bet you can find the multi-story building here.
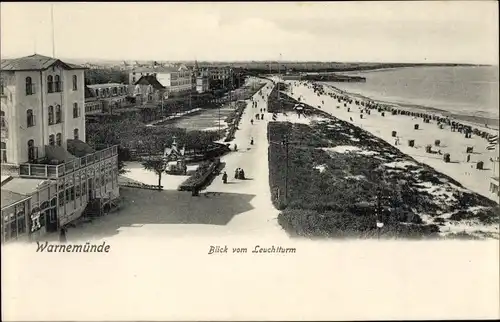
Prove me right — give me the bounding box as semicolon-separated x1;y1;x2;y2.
1;54;119;243
132;75;166;105
129;65;192;96
86;83;129;113
207;66;232;81
84;85;104;114
192;61;210;94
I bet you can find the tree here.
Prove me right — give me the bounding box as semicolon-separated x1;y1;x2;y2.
141;155;165;190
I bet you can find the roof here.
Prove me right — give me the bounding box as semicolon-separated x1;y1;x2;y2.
45;145;77;162
87;83;126;89
134;75;165;90
1;177;50;197
1;189;30;209
67;139;96;158
0;54;86;71
132;66;181;73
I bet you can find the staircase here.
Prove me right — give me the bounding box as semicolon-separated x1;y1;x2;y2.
83;198;102;218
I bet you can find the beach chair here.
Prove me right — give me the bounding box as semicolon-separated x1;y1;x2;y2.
392;131;397;137
434;139;441;147
466;147;473;154
408;140;415;147
476;161;484;170
443;153;451;163
414;124;419;130
425;145;432;153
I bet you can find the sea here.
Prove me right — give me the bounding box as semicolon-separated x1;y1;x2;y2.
325;66;499;127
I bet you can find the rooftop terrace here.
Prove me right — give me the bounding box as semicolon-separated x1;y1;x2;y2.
18;145;118;179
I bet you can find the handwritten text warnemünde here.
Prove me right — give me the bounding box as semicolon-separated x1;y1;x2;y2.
36;241;111;253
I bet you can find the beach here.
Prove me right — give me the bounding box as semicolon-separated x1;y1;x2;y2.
280;78;499;204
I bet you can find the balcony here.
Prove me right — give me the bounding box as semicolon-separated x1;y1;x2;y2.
19;145;118;179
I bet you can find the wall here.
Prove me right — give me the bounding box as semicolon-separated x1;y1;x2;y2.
62;69;86;143
15;70;44;163
1;71;18;164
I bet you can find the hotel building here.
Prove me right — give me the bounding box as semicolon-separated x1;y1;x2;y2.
129;65;193;96
1;54;119;243
85;83;130;114
193;61;210;94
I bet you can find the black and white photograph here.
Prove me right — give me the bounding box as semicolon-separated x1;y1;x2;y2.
1;1;499;321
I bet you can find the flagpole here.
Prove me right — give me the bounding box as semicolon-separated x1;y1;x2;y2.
51;3;56;58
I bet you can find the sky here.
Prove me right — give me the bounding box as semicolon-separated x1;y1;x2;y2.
1;1;498;64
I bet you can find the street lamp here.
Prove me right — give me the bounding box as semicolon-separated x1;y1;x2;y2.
269;135;290;205
375;187;384;240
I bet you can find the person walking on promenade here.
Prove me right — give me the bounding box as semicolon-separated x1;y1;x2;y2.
251;119;254;125
222;171;228;184
466;154;471;163
235;168;240;179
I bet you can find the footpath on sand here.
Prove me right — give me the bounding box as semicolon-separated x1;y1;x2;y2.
205;79;284;236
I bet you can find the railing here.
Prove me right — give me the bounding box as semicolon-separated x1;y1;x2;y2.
19;145;118;179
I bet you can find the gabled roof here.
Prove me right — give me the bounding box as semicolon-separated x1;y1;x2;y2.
1;189;30;209
67;139;96;157
134;75;165;90
1;54;86;71
132;66;181;73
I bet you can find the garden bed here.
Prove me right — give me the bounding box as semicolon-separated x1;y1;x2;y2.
178;158;221;191
224;101;248;142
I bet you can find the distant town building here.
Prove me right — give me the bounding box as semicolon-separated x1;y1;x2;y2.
193;61;210;94
207;66;232;81
132;75;166;105
1;54;119;243
129;64;193;96
84;85;104;114
86;83;130;113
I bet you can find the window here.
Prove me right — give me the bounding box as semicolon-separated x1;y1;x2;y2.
55;105;61;123
27;139;36;161
73;102;79;118
95;89;99;97
25;77;34;95
47;75;54;93
113;87;117;95
26;109;35;127
1;141;6;163
0;110;5;128
72;75;78;91
106;88;110;97
54;75;61;92
56;133;62;146
58;192;64;206
49;134;55;146
0;76;5;96
73;128;79;140
48;106;54;124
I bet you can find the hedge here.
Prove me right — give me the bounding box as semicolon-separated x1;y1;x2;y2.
178;159;221;191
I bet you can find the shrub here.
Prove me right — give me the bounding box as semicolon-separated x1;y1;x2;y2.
178;159;220;191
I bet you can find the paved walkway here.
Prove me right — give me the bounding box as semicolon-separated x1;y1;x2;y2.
205;79;282;235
